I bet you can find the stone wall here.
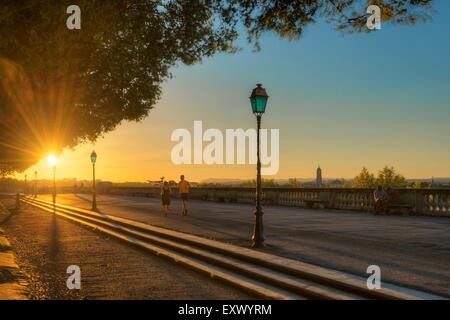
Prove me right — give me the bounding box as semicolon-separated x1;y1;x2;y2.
100;187;450;217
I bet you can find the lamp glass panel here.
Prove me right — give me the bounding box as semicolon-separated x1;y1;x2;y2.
250;98;258;113
253;96;267;113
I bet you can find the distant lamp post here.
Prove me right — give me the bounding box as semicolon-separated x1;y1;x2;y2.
249;83;269;247
90;151;97;211
47;155;59;206
34;171;38;197
24;174;27;195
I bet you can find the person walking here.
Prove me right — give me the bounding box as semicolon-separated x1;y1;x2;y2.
160;181;172;216
178;175;190;216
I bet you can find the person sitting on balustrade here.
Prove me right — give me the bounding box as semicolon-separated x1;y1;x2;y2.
373;185;389;214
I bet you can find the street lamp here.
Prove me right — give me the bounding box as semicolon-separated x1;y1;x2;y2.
249;83;269;247
90;151;97;211
24;174;27;195
34;171;38;197
47;155;59;206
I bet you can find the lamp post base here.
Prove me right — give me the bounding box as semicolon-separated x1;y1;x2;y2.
251;207;265;248
251;240;265;248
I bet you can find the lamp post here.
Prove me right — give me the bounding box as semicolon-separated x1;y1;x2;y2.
249;83;269;247
90;151;97;211
52;167;56;205
47;155;59;207
34;171;38;197
24;174;27;195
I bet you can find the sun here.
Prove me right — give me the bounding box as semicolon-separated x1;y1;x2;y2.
47;155;59;166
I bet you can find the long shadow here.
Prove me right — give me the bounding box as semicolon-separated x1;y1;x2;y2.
48;207;59;260
59;194;107;218
72;194;110;218
0;196;26;225
0;208;15;225
74;194;92;203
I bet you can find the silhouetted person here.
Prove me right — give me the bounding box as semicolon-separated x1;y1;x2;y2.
373;185;389;214
160;181;172;216
178;175;190;216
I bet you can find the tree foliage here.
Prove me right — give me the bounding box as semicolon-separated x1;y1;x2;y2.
0;1;434;173
352;166;376;188
412;181;424;189
377;165;406;188
353;165;406;188
240;179;278;188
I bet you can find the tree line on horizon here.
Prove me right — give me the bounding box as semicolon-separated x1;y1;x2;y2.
0;166;448;192
351;166;405;188
200;166;445;189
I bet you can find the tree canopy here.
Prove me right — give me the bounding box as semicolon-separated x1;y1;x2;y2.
352;166;376;188
0;0;434;173
377;165;406;188
352;166;406;188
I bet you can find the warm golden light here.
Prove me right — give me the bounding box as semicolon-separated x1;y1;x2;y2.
47;155;59;166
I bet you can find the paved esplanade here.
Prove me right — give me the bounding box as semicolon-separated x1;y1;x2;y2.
40;194;450;297
3;197;252;299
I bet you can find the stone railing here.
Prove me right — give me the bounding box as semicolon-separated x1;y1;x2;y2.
419;189;450;216
99;186;450;217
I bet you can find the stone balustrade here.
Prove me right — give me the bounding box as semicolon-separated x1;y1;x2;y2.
101;187;450;217
420;189;450;216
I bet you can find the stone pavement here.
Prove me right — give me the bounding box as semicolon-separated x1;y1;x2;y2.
0;201;28;300
39;193;450;297
2;198;253;299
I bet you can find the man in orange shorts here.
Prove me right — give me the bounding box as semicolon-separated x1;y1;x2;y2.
178;175;190;216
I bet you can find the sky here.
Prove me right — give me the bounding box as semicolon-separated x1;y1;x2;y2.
20;1;450;182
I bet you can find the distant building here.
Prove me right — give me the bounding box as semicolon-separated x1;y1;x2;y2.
430;177;436;188
97;181;113;192
329;179;343;188
316;165;322;187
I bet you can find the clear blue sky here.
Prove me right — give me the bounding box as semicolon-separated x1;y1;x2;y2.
25;1;450;181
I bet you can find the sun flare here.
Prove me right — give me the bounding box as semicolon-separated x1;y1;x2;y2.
47;155;59;166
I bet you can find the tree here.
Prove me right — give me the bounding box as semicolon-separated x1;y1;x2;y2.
0;1;434;174
240;180;256;188
287;178;302;188
412;181;423;189
352;167;376;188
341;178;353;188
262;179;279;187
240;179;278;187
376;166;406;188
0;164;13;178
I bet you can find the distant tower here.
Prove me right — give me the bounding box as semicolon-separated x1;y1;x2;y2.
430;177;436;188
316;165;323;187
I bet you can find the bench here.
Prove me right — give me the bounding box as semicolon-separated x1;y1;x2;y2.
304;199;329;209
387;203;414;215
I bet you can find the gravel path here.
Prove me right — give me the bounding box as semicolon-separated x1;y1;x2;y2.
1;202;253;300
